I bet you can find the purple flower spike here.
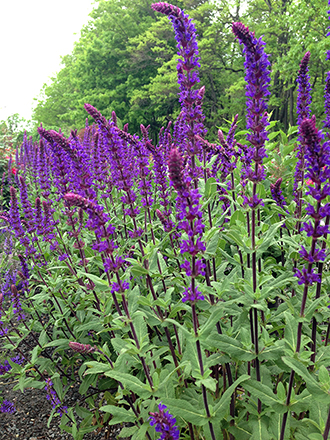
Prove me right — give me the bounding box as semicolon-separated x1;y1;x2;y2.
232;22;270;151
232;22;271;186
324;72;330;131
293;52;312;201
294;267;321;286
44;378;68;416
11;285;25;321
151;2;181;17
182;286;204;303
69;342;96;354
168;148;187;196
270;178;286;209
64;193;110;229
0;400;16;414
149;402;180;440
297;52;312;125
301;117;330;199
152;2;206;160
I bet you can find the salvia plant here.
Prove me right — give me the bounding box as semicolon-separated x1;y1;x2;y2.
2;2;330;439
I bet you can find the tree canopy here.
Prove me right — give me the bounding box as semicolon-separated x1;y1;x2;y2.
32;0;330;139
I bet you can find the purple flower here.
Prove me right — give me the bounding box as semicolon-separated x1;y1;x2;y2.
294;52;312;200
324;72;330;131
37;139;52;198
149;402;180;440
296;52;312;125
182;286;205;303
294;267;321;286
69;342;96;354
243;194;264;209
301;221;330;238
299;246;326;263
0;400;16;414
152;2;206;165
270;178;286;209
0;356;24;376
19;176;35;234
44;379;68;416
111;280;129;294
301;117;330;199
64;193;111;236
232;22;270;187
11;285;25;321
128;228;144;238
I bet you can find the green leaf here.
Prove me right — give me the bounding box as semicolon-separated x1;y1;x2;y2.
308;434;323;440
229;209;246;226
282;357;327;400
208;334;254;361
205;234;219;256
125;258;149;276
249;417;271;440
104;371;152;398
78;321;104;332
283;312;297;352
277;382;286;401
133;313;149;350
267;130;280;140
280;130;288;144
214;375;249;419
244;380;285;412
79;373;97;395
160;398;208;426
99;405;136;424
119;426;139;438
44;338;69;349
76;271;109;291
39;329;49;347
84;361;112;375
205;177;217;198
318;365;330;387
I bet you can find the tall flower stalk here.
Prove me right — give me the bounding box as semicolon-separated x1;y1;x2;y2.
280;117;330;439
294;52;312;231
152;2;206;187
232;21;271;414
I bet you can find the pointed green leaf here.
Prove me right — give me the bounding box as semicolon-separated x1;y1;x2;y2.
160;398;207;426
104;370;152;399
208;334;254;361
99;405;136;424
214;375;249;419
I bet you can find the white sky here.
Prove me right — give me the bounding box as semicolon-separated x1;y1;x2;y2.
0;0;96;122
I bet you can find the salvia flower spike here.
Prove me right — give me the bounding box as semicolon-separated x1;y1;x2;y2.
44;378;68;416
294;51;312;206
0;400;16;414
149;403;180;440
232;21;270;187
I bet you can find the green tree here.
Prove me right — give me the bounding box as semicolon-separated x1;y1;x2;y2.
33;0;330;137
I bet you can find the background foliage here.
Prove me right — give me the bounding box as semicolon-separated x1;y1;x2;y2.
30;0;329;140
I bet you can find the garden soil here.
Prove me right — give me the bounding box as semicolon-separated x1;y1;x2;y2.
0;314;130;440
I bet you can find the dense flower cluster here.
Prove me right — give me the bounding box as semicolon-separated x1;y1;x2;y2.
294;52;312;201
232;21;270;192
2;4;330;440
294;117;330;285
168;147;205;302
152;1;206;168
270;178;286;209
149;403;180;440
69;342;96;354
44;378;68;416
0;399;16;414
0;356;23;375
